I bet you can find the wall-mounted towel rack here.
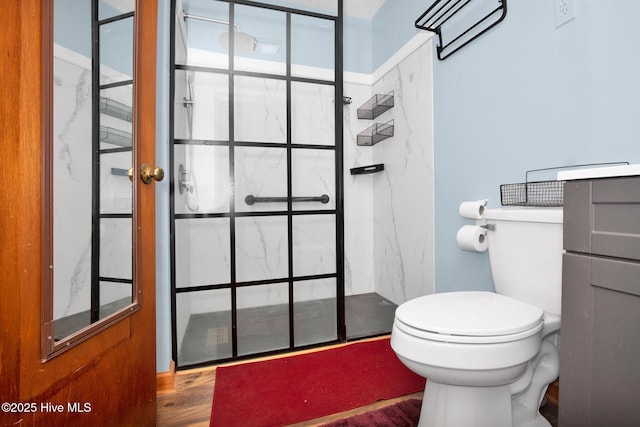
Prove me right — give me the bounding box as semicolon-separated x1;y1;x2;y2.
244;194;330;205
415;0;507;60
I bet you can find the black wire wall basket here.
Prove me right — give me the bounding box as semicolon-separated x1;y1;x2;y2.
500;163;630;207
500;180;564;207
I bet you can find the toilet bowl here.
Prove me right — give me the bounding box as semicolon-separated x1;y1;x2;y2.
391;207;563;427
393;292;544;384
391;292;560;427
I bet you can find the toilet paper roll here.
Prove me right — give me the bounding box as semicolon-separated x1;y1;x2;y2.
459;199;488;219
456;225;488;253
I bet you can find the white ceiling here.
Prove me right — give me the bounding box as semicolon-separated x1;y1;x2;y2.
284;0;386;19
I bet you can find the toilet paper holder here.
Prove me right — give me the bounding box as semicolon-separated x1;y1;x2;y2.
479;224;496;231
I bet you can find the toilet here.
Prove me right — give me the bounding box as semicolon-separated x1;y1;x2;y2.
391;207;563;427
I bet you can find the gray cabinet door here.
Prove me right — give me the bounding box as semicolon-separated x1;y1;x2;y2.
559;253;640;427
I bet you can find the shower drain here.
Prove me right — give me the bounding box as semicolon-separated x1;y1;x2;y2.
207;327;229;345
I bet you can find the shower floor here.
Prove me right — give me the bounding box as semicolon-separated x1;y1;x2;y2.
178;292;398;366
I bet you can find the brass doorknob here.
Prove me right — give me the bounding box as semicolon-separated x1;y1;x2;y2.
140;164;165;184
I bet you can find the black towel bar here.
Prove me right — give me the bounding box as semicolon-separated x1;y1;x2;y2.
244;194;330;205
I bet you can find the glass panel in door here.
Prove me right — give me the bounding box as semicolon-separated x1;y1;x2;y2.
237;282;290;356
294;278;337;347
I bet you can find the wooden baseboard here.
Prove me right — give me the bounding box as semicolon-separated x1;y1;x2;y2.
157;360;177;394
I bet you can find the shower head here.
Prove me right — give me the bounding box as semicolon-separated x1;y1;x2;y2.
218;30;258;54
182;11;258;55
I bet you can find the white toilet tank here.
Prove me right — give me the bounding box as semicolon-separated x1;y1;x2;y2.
482;207;563;316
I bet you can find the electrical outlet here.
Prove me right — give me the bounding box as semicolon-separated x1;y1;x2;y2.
555;0;576;28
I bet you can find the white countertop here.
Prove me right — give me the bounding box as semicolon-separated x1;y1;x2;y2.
557;164;640;181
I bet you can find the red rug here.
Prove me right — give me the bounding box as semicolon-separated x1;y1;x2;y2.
322;398;422;427
210;338;425;427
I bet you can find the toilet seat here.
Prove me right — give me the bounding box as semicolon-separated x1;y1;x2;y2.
394;291;544;344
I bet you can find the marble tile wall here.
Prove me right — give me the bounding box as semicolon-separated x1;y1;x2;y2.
342;82;376;297
342;40;435;306
371;40;435;304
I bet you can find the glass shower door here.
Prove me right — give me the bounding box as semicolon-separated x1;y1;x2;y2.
171;0;342;367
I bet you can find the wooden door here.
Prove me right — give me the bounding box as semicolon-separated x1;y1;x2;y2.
0;1;158;426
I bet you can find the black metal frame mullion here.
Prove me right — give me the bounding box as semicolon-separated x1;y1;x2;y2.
90;0;100;324
228;1;239;359
168;0;179;367
218;0;337;20
285;11;295;350
174;209;336;221
175;272;338;294
175;63;334;86
335;0;346;341
175;139;337;151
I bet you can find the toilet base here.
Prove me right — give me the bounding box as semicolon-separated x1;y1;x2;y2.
417;381;552;427
419;381;512;427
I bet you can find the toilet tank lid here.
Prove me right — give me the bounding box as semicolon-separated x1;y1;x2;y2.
395;292;544;337
483;207;563;223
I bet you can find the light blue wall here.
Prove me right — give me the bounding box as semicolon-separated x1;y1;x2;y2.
433;0;640;292
343;16;372;73
273;0;374;74
371;0;425;70
367;0;640;293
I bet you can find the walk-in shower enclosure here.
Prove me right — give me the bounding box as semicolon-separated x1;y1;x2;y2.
170;0;345;367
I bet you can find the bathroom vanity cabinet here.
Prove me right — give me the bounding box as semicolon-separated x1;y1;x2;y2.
559;176;640;426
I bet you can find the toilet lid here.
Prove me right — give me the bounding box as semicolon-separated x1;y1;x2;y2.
395;291;543;337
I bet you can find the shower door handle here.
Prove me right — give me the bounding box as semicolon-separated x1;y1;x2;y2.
245;194;330;205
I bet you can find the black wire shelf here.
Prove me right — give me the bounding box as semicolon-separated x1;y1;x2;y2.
357;91;394;120
356;120;394;146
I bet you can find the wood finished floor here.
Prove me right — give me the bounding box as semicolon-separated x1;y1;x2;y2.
157;338;559;427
